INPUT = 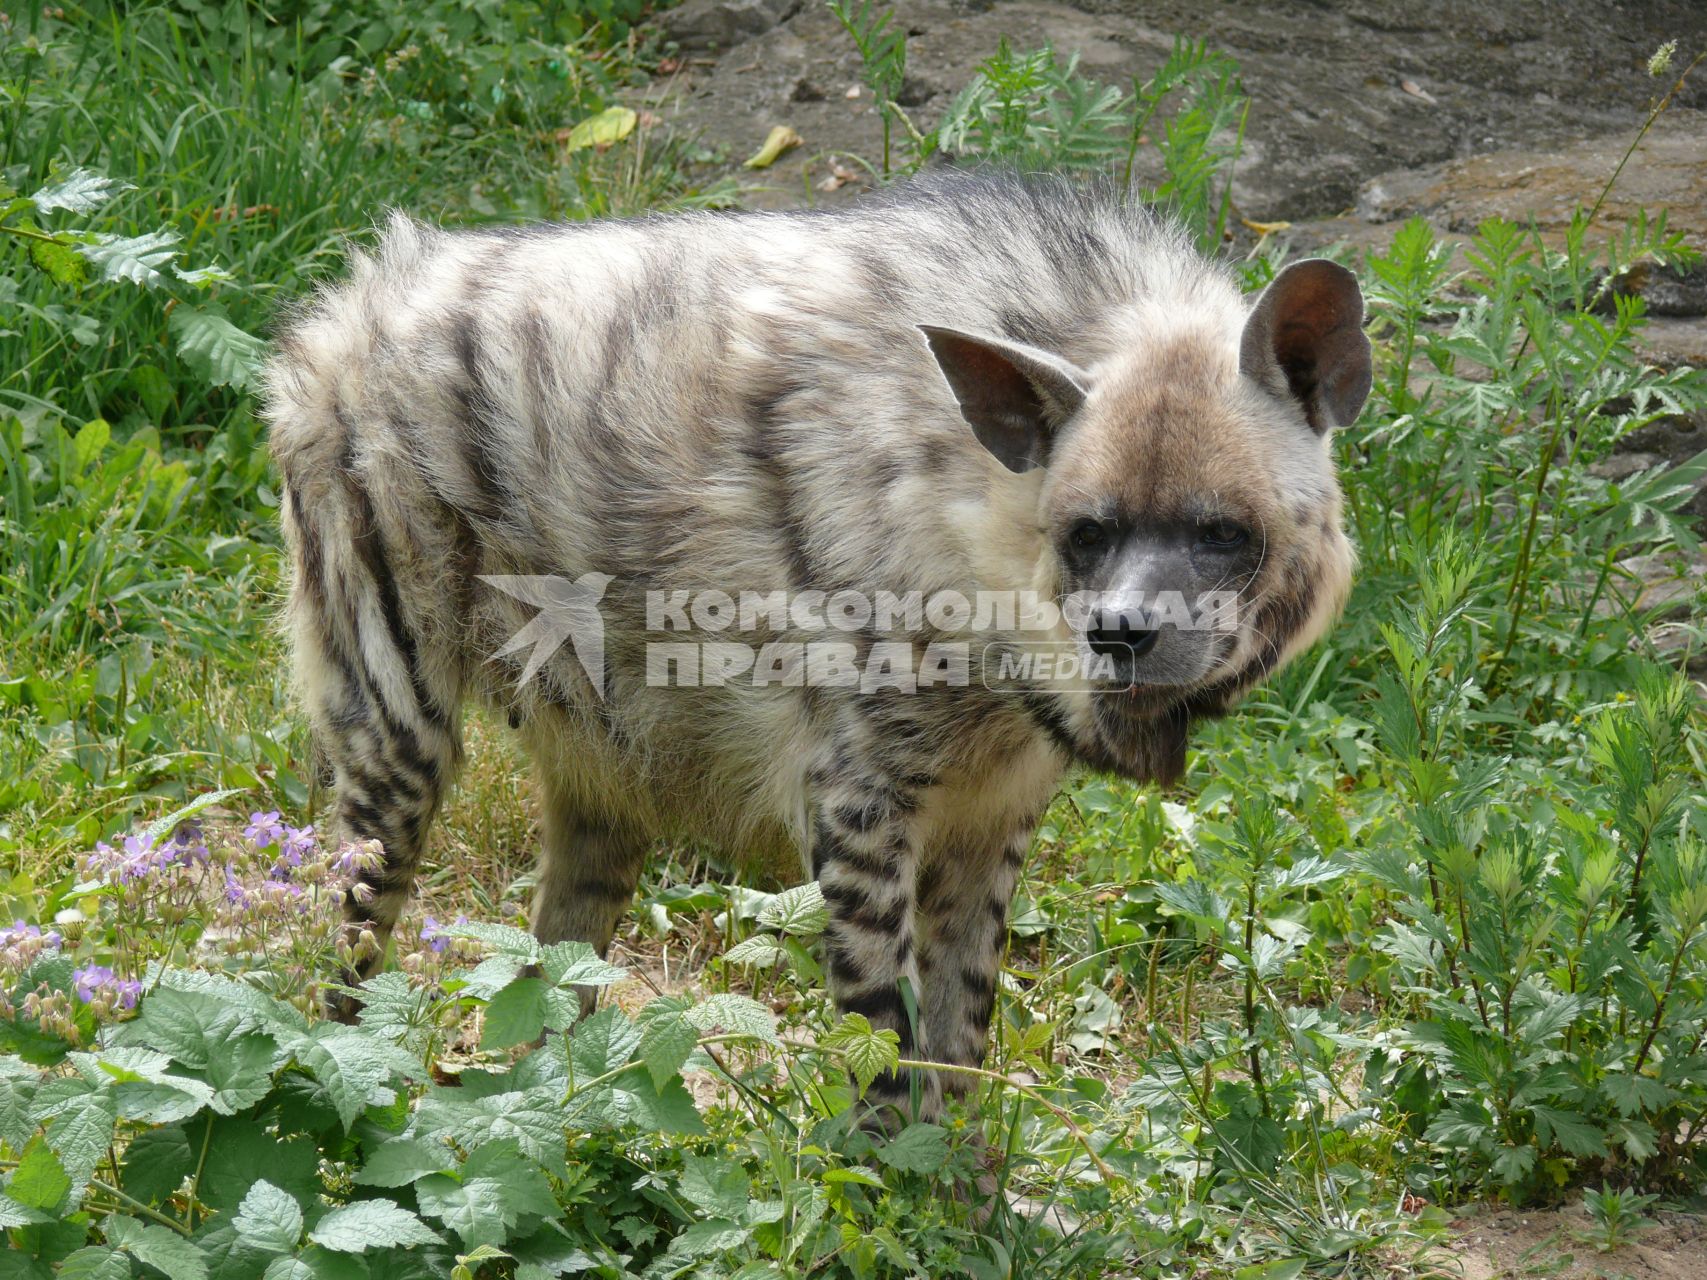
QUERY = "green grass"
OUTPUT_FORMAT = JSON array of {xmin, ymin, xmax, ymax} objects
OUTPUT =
[{"xmin": 1, "ymin": 4, "xmax": 1705, "ymax": 1277}]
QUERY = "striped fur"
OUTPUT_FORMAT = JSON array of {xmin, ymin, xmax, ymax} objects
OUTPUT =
[{"xmin": 263, "ymin": 172, "xmax": 1366, "ymax": 1121}]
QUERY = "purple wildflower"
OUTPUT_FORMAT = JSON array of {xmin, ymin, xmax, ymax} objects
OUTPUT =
[
  {"xmin": 113, "ymin": 979, "xmax": 143, "ymax": 1011},
  {"xmin": 244, "ymin": 811, "xmax": 287, "ymax": 849},
  {"xmin": 72, "ymin": 964, "xmax": 116, "ymax": 1003},
  {"xmin": 420, "ymin": 914, "xmax": 467, "ymax": 954},
  {"xmin": 279, "ymin": 823, "xmax": 316, "ymax": 867}
]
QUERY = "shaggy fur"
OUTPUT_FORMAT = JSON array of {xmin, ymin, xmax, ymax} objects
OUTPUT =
[{"xmin": 264, "ymin": 171, "xmax": 1368, "ymax": 1119}]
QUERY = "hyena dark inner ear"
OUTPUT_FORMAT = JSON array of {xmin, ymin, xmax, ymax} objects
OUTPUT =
[
  {"xmin": 1239, "ymin": 259, "xmax": 1372, "ymax": 435},
  {"xmin": 919, "ymin": 325, "xmax": 1089, "ymax": 473}
]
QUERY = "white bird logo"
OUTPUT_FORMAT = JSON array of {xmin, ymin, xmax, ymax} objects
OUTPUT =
[{"xmin": 479, "ymin": 573, "xmax": 614, "ymax": 698}]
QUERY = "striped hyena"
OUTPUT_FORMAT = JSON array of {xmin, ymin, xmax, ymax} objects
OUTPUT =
[{"xmin": 264, "ymin": 172, "xmax": 1369, "ymax": 1122}]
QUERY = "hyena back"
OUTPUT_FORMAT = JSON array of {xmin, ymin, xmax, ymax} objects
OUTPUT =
[{"xmin": 264, "ymin": 172, "xmax": 1369, "ymax": 1120}]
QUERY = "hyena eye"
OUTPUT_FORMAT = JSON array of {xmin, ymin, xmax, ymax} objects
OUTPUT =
[
  {"xmin": 1068, "ymin": 519, "xmax": 1107, "ymax": 552},
  {"xmin": 1200, "ymin": 521, "xmax": 1250, "ymax": 550}
]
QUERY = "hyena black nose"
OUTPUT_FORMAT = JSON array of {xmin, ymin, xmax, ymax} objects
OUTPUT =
[{"xmin": 1087, "ymin": 614, "xmax": 1160, "ymax": 662}]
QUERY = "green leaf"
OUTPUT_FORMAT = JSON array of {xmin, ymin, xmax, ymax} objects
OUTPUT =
[
  {"xmin": 286, "ymin": 1026, "xmax": 418, "ymax": 1130},
  {"xmin": 0, "ymin": 1073, "xmax": 38, "ymax": 1150},
  {"xmin": 416, "ymin": 1175, "xmax": 516, "ymax": 1250},
  {"xmin": 262, "ymin": 1259, "xmax": 315, "ymax": 1280},
  {"xmin": 1531, "ymin": 1105, "xmax": 1607, "ymax": 1159},
  {"xmin": 105, "ymin": 1214, "xmax": 210, "ymax": 1280},
  {"xmin": 873, "ymin": 1124, "xmax": 947, "ymax": 1175},
  {"xmin": 460, "ymin": 1142, "xmax": 556, "ymax": 1221},
  {"xmin": 757, "ymin": 883, "xmax": 828, "ymax": 935},
  {"xmin": 637, "ymin": 1002, "xmax": 698, "ymax": 1089},
  {"xmin": 233, "ymin": 1180, "xmax": 305, "ymax": 1255},
  {"xmin": 721, "ymin": 936, "xmax": 787, "ymax": 968},
  {"xmin": 1601, "ymin": 1072, "xmax": 1675, "ymax": 1117},
  {"xmin": 170, "ymin": 306, "xmax": 266, "ymax": 391},
  {"xmin": 7, "ymin": 1141, "xmax": 71, "ymax": 1213},
  {"xmin": 413, "ymin": 1089, "xmax": 569, "ymax": 1176},
  {"xmin": 44, "ymin": 1089, "xmax": 116, "ymax": 1195},
  {"xmin": 480, "ymin": 978, "xmax": 553, "ymax": 1051},
  {"xmin": 567, "ymin": 1007, "xmax": 640, "ymax": 1080},
  {"xmin": 121, "ymin": 1124, "xmax": 196, "ymax": 1205},
  {"xmin": 55, "ymin": 1247, "xmax": 129, "ymax": 1280},
  {"xmin": 351, "ymin": 973, "xmax": 437, "ymax": 1057},
  {"xmin": 679, "ymin": 1155, "xmax": 749, "ymax": 1219},
  {"xmin": 0, "ymin": 1192, "xmax": 48, "ymax": 1228},
  {"xmin": 355, "ymin": 1138, "xmax": 452, "ymax": 1189},
  {"xmin": 1233, "ymin": 1261, "xmax": 1306, "ymax": 1280},
  {"xmin": 30, "ymin": 169, "xmax": 130, "ymax": 214},
  {"xmin": 308, "ymin": 1200, "xmax": 443, "ymax": 1253},
  {"xmin": 28, "ymin": 236, "xmax": 86, "ymax": 286},
  {"xmin": 538, "ymin": 941, "xmax": 626, "ymax": 989},
  {"xmin": 78, "ymin": 230, "xmax": 181, "ymax": 287},
  {"xmin": 198, "ymin": 1115, "xmax": 321, "ymax": 1214},
  {"xmin": 822, "ymin": 1014, "xmax": 900, "ymax": 1097},
  {"xmin": 684, "ymin": 994, "xmax": 776, "ymax": 1043}
]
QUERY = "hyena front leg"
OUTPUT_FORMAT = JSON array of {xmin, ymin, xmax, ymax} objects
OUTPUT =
[
  {"xmin": 810, "ymin": 750, "xmax": 938, "ymax": 1127},
  {"xmin": 528, "ymin": 763, "xmax": 647, "ymax": 1018},
  {"xmin": 917, "ymin": 822, "xmax": 1032, "ymax": 1103}
]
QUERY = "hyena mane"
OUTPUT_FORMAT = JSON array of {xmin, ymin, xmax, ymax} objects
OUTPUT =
[{"xmin": 264, "ymin": 169, "xmax": 1368, "ymax": 1119}]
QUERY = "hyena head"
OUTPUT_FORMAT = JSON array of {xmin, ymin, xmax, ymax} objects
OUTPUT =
[{"xmin": 924, "ymin": 259, "xmax": 1371, "ymax": 785}]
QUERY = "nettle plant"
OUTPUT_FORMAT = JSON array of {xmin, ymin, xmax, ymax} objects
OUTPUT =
[
  {"xmin": 1, "ymin": 167, "xmax": 266, "ymax": 403},
  {"xmin": 5, "ymin": 799, "xmax": 1089, "ymax": 1278}
]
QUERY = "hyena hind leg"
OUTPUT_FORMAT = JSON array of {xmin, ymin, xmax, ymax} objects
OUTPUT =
[
  {"xmin": 527, "ymin": 763, "xmax": 648, "ymax": 1018},
  {"xmin": 916, "ymin": 822, "xmax": 1031, "ymax": 1103}
]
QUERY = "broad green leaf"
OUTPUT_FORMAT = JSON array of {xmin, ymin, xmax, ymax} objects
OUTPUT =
[
  {"xmin": 0, "ymin": 1074, "xmax": 37, "ymax": 1149},
  {"xmin": 286, "ymin": 1026, "xmax": 419, "ymax": 1130},
  {"xmin": 539, "ymin": 941, "xmax": 627, "ymax": 989},
  {"xmin": 170, "ymin": 306, "xmax": 266, "ymax": 391},
  {"xmin": 1531, "ymin": 1105, "xmax": 1607, "ymax": 1158},
  {"xmin": 31, "ymin": 169, "xmax": 131, "ymax": 214},
  {"xmin": 308, "ymin": 1199, "xmax": 443, "ymax": 1253},
  {"xmin": 105, "ymin": 1214, "xmax": 210, "ymax": 1280},
  {"xmin": 873, "ymin": 1124, "xmax": 947, "ymax": 1175},
  {"xmin": 7, "ymin": 1141, "xmax": 71, "ymax": 1213},
  {"xmin": 0, "ymin": 1192, "xmax": 47, "ymax": 1227},
  {"xmin": 721, "ymin": 936, "xmax": 787, "ymax": 968},
  {"xmin": 412, "ymin": 1089, "xmax": 568, "ymax": 1175},
  {"xmin": 678, "ymin": 1154, "xmax": 749, "ymax": 1219},
  {"xmin": 120, "ymin": 1124, "xmax": 195, "ymax": 1205},
  {"xmin": 567, "ymin": 1006, "xmax": 640, "ymax": 1081},
  {"xmin": 44, "ymin": 1089, "xmax": 116, "ymax": 1195},
  {"xmin": 415, "ymin": 1174, "xmax": 516, "ymax": 1250},
  {"xmin": 757, "ymin": 883, "xmax": 828, "ymax": 935},
  {"xmin": 822, "ymin": 1014, "xmax": 900, "ymax": 1097},
  {"xmin": 78, "ymin": 230, "xmax": 181, "ymax": 287},
  {"xmin": 561, "ymin": 107, "xmax": 636, "ymax": 153},
  {"xmin": 685, "ymin": 994, "xmax": 776, "ymax": 1043},
  {"xmin": 664, "ymin": 1219, "xmax": 752, "ymax": 1261},
  {"xmin": 461, "ymin": 1142, "xmax": 556, "ymax": 1221},
  {"xmin": 1233, "ymin": 1261, "xmax": 1306, "ymax": 1280},
  {"xmin": 480, "ymin": 978, "xmax": 553, "ymax": 1050},
  {"xmin": 199, "ymin": 1116, "xmax": 321, "ymax": 1214},
  {"xmin": 55, "ymin": 1247, "xmax": 129, "ymax": 1280},
  {"xmin": 636, "ymin": 1002, "xmax": 698, "ymax": 1089},
  {"xmin": 356, "ymin": 1138, "xmax": 453, "ymax": 1188},
  {"xmin": 233, "ymin": 1180, "xmax": 305, "ymax": 1255},
  {"xmin": 28, "ymin": 236, "xmax": 86, "ymax": 286}
]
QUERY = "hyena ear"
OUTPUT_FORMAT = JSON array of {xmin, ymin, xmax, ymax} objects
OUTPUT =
[
  {"xmin": 919, "ymin": 325, "xmax": 1090, "ymax": 473},
  {"xmin": 1239, "ymin": 259, "xmax": 1372, "ymax": 435}
]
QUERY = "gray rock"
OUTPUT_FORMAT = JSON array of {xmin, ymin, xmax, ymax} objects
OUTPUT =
[{"xmin": 661, "ymin": 0, "xmax": 803, "ymax": 53}]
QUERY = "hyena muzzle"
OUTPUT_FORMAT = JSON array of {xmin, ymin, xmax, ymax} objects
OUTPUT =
[{"xmin": 263, "ymin": 172, "xmax": 1369, "ymax": 1124}]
